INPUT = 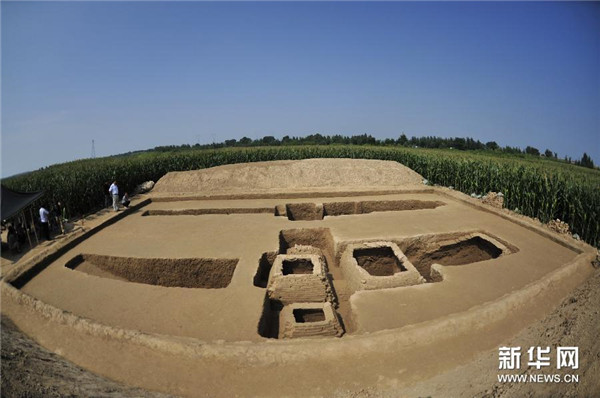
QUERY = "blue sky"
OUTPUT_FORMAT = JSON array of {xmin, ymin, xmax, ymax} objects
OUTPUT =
[{"xmin": 2, "ymin": 1, "xmax": 599, "ymax": 177}]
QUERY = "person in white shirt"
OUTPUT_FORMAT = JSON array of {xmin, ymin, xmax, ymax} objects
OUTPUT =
[
  {"xmin": 108, "ymin": 181, "xmax": 119, "ymax": 211},
  {"xmin": 39, "ymin": 206, "xmax": 51, "ymax": 240}
]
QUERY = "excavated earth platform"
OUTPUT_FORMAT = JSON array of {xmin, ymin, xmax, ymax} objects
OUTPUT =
[{"xmin": 1, "ymin": 159, "xmax": 597, "ymax": 398}]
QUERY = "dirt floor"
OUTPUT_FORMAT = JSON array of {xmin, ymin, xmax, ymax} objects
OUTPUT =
[
  {"xmin": 2, "ymin": 268, "xmax": 598, "ymax": 397},
  {"xmin": 14, "ymin": 191, "xmax": 579, "ymax": 341},
  {"xmin": 2, "ymin": 159, "xmax": 598, "ymax": 397}
]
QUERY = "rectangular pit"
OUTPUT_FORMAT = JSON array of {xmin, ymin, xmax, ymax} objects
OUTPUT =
[
  {"xmin": 282, "ymin": 259, "xmax": 314, "ymax": 275},
  {"xmin": 267, "ymin": 254, "xmax": 333, "ymax": 305},
  {"xmin": 284, "ymin": 200, "xmax": 445, "ymax": 220},
  {"xmin": 142, "ymin": 208, "xmax": 274, "ymax": 216},
  {"xmin": 278, "ymin": 228, "xmax": 356, "ymax": 333},
  {"xmin": 65, "ymin": 254, "xmax": 238, "ymax": 289},
  {"xmin": 285, "ymin": 203, "xmax": 324, "ymax": 221},
  {"xmin": 426, "ymin": 236, "xmax": 503, "ymax": 266},
  {"xmin": 293, "ymin": 308, "xmax": 326, "ymax": 323},
  {"xmin": 280, "ymin": 302, "xmax": 344, "ymax": 338},
  {"xmin": 398, "ymin": 232, "xmax": 513, "ymax": 282},
  {"xmin": 340, "ymin": 241, "xmax": 425, "ymax": 292},
  {"xmin": 353, "ymin": 247, "xmax": 407, "ymax": 276}
]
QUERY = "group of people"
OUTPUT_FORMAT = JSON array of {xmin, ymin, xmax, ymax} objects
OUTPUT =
[
  {"xmin": 38, "ymin": 201, "xmax": 67, "ymax": 241},
  {"xmin": 106, "ymin": 181, "xmax": 130, "ymax": 211},
  {"xmin": 5, "ymin": 181, "xmax": 133, "ymax": 255},
  {"xmin": 6, "ymin": 222, "xmax": 27, "ymax": 253},
  {"xmin": 5, "ymin": 180, "xmax": 136, "ymax": 255},
  {"xmin": 5, "ymin": 201, "xmax": 64, "ymax": 254}
]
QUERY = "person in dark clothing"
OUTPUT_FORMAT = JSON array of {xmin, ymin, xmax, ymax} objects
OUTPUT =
[
  {"xmin": 7, "ymin": 225, "xmax": 21, "ymax": 253},
  {"xmin": 103, "ymin": 181, "xmax": 111, "ymax": 208},
  {"xmin": 121, "ymin": 193, "xmax": 131, "ymax": 208}
]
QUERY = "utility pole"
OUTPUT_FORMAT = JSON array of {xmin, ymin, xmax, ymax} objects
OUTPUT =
[{"xmin": 91, "ymin": 139, "xmax": 96, "ymax": 158}]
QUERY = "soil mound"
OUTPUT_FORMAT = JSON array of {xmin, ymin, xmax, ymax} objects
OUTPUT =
[{"xmin": 153, "ymin": 158, "xmax": 424, "ymax": 194}]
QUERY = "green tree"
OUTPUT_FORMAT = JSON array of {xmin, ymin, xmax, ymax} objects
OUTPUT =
[{"xmin": 525, "ymin": 146, "xmax": 540, "ymax": 156}]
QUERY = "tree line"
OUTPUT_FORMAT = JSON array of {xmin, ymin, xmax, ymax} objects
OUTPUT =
[{"xmin": 151, "ymin": 133, "xmax": 595, "ymax": 169}]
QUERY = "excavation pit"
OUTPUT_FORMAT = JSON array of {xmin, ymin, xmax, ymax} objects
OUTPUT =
[
  {"xmin": 340, "ymin": 241, "xmax": 425, "ymax": 292},
  {"xmin": 399, "ymin": 232, "xmax": 513, "ymax": 281},
  {"xmin": 285, "ymin": 203, "xmax": 323, "ymax": 221},
  {"xmin": 267, "ymin": 254, "xmax": 333, "ymax": 305},
  {"xmin": 293, "ymin": 308, "xmax": 325, "ymax": 323},
  {"xmin": 65, "ymin": 254, "xmax": 238, "ymax": 289},
  {"xmin": 353, "ymin": 246, "xmax": 407, "ymax": 276},
  {"xmin": 143, "ymin": 208, "xmax": 274, "ymax": 216},
  {"xmin": 284, "ymin": 199, "xmax": 445, "ymax": 220},
  {"xmin": 427, "ymin": 236, "xmax": 503, "ymax": 265},
  {"xmin": 282, "ymin": 259, "xmax": 314, "ymax": 275},
  {"xmin": 279, "ymin": 228, "xmax": 336, "ymax": 268},
  {"xmin": 4, "ymin": 158, "xmax": 593, "ymax": 398},
  {"xmin": 253, "ymin": 251, "xmax": 278, "ymax": 288},
  {"xmin": 280, "ymin": 302, "xmax": 344, "ymax": 339}
]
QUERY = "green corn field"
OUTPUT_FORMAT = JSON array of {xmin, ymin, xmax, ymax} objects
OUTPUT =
[{"xmin": 2, "ymin": 145, "xmax": 599, "ymax": 247}]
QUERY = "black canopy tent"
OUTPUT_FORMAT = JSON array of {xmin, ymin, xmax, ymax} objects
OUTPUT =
[
  {"xmin": 1, "ymin": 185, "xmax": 44, "ymax": 220},
  {"xmin": 1, "ymin": 184, "xmax": 44, "ymax": 248}
]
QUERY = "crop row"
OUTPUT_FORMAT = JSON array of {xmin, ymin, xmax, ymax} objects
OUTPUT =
[{"xmin": 3, "ymin": 146, "xmax": 599, "ymax": 247}]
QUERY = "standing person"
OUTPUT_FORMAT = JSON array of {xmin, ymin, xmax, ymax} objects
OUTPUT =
[
  {"xmin": 103, "ymin": 181, "xmax": 111, "ymax": 208},
  {"xmin": 121, "ymin": 192, "xmax": 131, "ymax": 208},
  {"xmin": 39, "ymin": 205, "xmax": 51, "ymax": 240},
  {"xmin": 7, "ymin": 225, "xmax": 21, "ymax": 253},
  {"xmin": 54, "ymin": 201, "xmax": 66, "ymax": 234},
  {"xmin": 109, "ymin": 181, "xmax": 119, "ymax": 211}
]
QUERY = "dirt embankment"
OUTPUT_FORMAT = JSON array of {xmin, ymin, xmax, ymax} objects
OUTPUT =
[
  {"xmin": 0, "ymin": 316, "xmax": 173, "ymax": 398},
  {"xmin": 153, "ymin": 158, "xmax": 424, "ymax": 194},
  {"xmin": 393, "ymin": 266, "xmax": 600, "ymax": 398}
]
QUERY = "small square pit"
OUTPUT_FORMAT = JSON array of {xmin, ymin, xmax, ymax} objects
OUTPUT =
[
  {"xmin": 341, "ymin": 241, "xmax": 425, "ymax": 292},
  {"xmin": 280, "ymin": 302, "xmax": 344, "ymax": 339},
  {"xmin": 267, "ymin": 254, "xmax": 333, "ymax": 305}
]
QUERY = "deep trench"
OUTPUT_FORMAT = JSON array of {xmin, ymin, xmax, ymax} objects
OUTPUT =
[
  {"xmin": 65, "ymin": 254, "xmax": 238, "ymax": 289},
  {"xmin": 285, "ymin": 199, "xmax": 445, "ymax": 221},
  {"xmin": 257, "ymin": 228, "xmax": 351, "ymax": 339},
  {"xmin": 401, "ymin": 235, "xmax": 504, "ymax": 282}
]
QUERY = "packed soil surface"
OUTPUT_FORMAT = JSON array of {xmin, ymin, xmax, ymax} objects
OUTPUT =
[
  {"xmin": 153, "ymin": 158, "xmax": 424, "ymax": 194},
  {"xmin": 3, "ymin": 268, "xmax": 599, "ymax": 397},
  {"xmin": 2, "ymin": 159, "xmax": 598, "ymax": 397}
]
